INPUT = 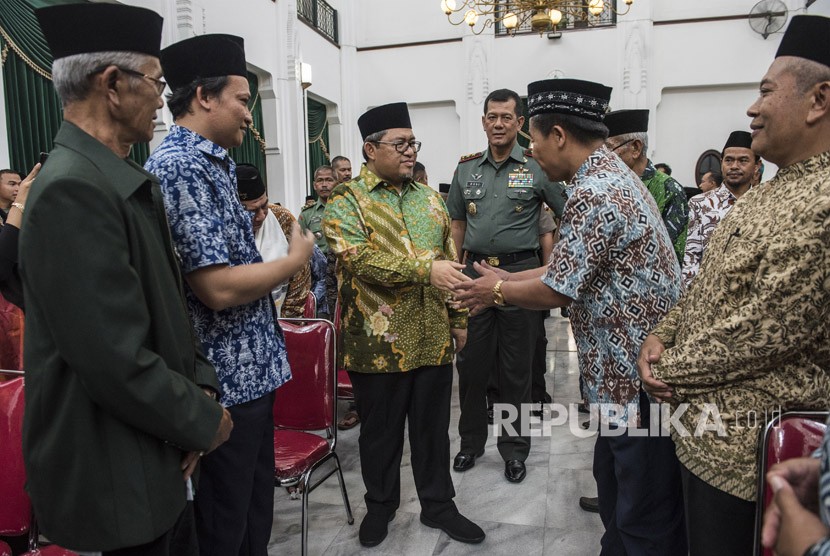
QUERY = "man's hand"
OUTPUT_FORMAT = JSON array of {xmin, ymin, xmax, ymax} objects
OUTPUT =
[
  {"xmin": 762, "ymin": 457, "xmax": 822, "ymax": 547},
  {"xmin": 454, "ymin": 264, "xmax": 501, "ymax": 316},
  {"xmin": 430, "ymin": 260, "xmax": 470, "ymax": 292},
  {"xmin": 636, "ymin": 334, "xmax": 673, "ymax": 401},
  {"xmin": 181, "ymin": 451, "xmax": 201, "ymax": 481},
  {"xmin": 207, "ymin": 407, "xmax": 233, "ymax": 453},
  {"xmin": 450, "ymin": 328, "xmax": 467, "ymax": 353},
  {"xmin": 288, "ymin": 222, "xmax": 316, "ymax": 262},
  {"xmin": 762, "ymin": 475, "xmax": 829, "ymax": 555},
  {"xmin": 475, "ymin": 260, "xmax": 511, "ymax": 281}
]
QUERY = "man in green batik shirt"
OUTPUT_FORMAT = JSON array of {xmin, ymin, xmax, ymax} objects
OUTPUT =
[
  {"xmin": 322, "ymin": 102, "xmax": 485, "ymax": 549},
  {"xmin": 604, "ymin": 109, "xmax": 688, "ymax": 265}
]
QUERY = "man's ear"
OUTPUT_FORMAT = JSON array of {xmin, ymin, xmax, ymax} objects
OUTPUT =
[
  {"xmin": 806, "ymin": 80, "xmax": 830, "ymax": 125},
  {"xmin": 632, "ymin": 139, "xmax": 645, "ymax": 159},
  {"xmin": 195, "ymin": 85, "xmax": 213, "ymax": 111},
  {"xmin": 100, "ymin": 66, "xmax": 123, "ymax": 106},
  {"xmin": 363, "ymin": 142, "xmax": 376, "ymax": 163},
  {"xmin": 552, "ymin": 125, "xmax": 567, "ymax": 147}
]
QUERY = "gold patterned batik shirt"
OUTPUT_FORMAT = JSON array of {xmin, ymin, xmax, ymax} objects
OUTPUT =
[
  {"xmin": 322, "ymin": 165, "xmax": 467, "ymax": 374},
  {"xmin": 651, "ymin": 151, "xmax": 830, "ymax": 501}
]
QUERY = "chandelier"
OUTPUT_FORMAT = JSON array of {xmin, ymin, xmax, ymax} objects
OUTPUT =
[{"xmin": 440, "ymin": 0, "xmax": 634, "ymax": 35}]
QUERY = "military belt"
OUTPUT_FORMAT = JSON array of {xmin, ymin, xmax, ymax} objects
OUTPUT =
[{"xmin": 466, "ymin": 250, "xmax": 537, "ymax": 267}]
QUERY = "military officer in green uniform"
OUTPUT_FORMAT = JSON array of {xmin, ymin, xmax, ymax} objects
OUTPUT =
[
  {"xmin": 21, "ymin": 4, "xmax": 232, "ymax": 554},
  {"xmin": 447, "ymin": 88, "xmax": 565, "ymax": 484},
  {"xmin": 299, "ymin": 165, "xmax": 337, "ymax": 252}
]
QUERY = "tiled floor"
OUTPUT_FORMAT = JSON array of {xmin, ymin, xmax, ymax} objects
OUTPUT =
[{"xmin": 269, "ymin": 314, "xmax": 605, "ymax": 555}]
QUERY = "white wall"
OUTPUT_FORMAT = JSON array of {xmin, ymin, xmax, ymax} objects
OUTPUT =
[{"xmin": 3, "ymin": 0, "xmax": 829, "ymax": 202}]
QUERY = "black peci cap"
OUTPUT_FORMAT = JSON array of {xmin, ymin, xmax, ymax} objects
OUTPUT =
[
  {"xmin": 604, "ymin": 109, "xmax": 649, "ymax": 137},
  {"xmin": 37, "ymin": 4, "xmax": 163, "ymax": 61},
  {"xmin": 236, "ymin": 163, "xmax": 265, "ymax": 201},
  {"xmin": 722, "ymin": 131, "xmax": 753, "ymax": 152},
  {"xmin": 776, "ymin": 15, "xmax": 830, "ymax": 69},
  {"xmin": 358, "ymin": 102, "xmax": 412, "ymax": 140},
  {"xmin": 161, "ymin": 34, "xmax": 247, "ymax": 90},
  {"xmin": 526, "ymin": 79, "xmax": 612, "ymax": 122}
]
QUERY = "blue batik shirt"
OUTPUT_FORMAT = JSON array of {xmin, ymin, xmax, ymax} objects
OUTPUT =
[
  {"xmin": 542, "ymin": 145, "xmax": 681, "ymax": 425},
  {"xmin": 145, "ymin": 125, "xmax": 291, "ymax": 407}
]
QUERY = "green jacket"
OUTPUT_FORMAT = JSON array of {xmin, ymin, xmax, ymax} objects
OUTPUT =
[{"xmin": 19, "ymin": 122, "xmax": 223, "ymax": 551}]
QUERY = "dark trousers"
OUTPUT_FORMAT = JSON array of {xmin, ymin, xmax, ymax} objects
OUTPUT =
[
  {"xmin": 593, "ymin": 394, "xmax": 686, "ymax": 556},
  {"xmin": 531, "ymin": 311, "xmax": 551, "ymax": 404},
  {"xmin": 195, "ymin": 392, "xmax": 275, "ymax": 556},
  {"xmin": 349, "ymin": 365, "xmax": 456, "ymax": 519},
  {"xmin": 103, "ymin": 503, "xmax": 198, "ymax": 556},
  {"xmin": 457, "ymin": 301, "xmax": 537, "ymax": 461},
  {"xmin": 681, "ymin": 464, "xmax": 756, "ymax": 556}
]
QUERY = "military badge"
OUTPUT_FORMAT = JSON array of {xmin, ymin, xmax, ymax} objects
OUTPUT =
[{"xmin": 467, "ymin": 202, "xmax": 477, "ymax": 215}]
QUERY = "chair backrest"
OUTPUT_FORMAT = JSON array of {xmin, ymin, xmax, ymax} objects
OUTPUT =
[
  {"xmin": 0, "ymin": 377, "xmax": 31, "ymax": 535},
  {"xmin": 302, "ymin": 292, "xmax": 317, "ymax": 319},
  {"xmin": 754, "ymin": 410, "xmax": 828, "ymax": 556},
  {"xmin": 274, "ymin": 318, "xmax": 336, "ymax": 432}
]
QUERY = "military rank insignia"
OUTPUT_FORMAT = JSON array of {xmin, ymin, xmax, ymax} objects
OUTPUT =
[{"xmin": 508, "ymin": 168, "xmax": 533, "ymax": 188}]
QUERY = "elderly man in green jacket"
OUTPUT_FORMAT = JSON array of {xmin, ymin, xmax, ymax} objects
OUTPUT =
[{"xmin": 19, "ymin": 5, "xmax": 232, "ymax": 555}]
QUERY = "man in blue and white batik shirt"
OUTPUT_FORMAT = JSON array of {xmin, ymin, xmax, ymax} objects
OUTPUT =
[{"xmin": 145, "ymin": 34, "xmax": 314, "ymax": 556}]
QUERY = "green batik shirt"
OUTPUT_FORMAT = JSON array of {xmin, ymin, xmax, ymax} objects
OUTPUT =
[
  {"xmin": 322, "ymin": 165, "xmax": 467, "ymax": 374},
  {"xmin": 641, "ymin": 160, "xmax": 688, "ymax": 265}
]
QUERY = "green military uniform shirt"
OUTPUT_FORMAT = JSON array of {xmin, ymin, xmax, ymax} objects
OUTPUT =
[
  {"xmin": 298, "ymin": 199, "xmax": 329, "ymax": 252},
  {"xmin": 446, "ymin": 142, "xmax": 566, "ymax": 255}
]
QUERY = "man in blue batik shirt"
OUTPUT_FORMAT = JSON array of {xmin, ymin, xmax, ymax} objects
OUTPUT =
[{"xmin": 145, "ymin": 34, "xmax": 314, "ymax": 556}]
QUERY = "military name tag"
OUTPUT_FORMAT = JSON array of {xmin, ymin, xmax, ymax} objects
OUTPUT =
[
  {"xmin": 466, "ymin": 181, "xmax": 483, "ymax": 190},
  {"xmin": 508, "ymin": 171, "xmax": 533, "ymax": 188}
]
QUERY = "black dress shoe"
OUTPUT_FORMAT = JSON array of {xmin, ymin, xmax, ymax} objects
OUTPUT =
[
  {"xmin": 421, "ymin": 512, "xmax": 485, "ymax": 544},
  {"xmin": 504, "ymin": 459, "xmax": 526, "ymax": 483},
  {"xmin": 453, "ymin": 449, "xmax": 484, "ymax": 472},
  {"xmin": 579, "ymin": 496, "xmax": 600, "ymax": 513},
  {"xmin": 359, "ymin": 511, "xmax": 396, "ymax": 547}
]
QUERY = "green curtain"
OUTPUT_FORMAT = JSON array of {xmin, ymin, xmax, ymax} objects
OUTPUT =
[
  {"xmin": 307, "ymin": 97, "xmax": 329, "ymax": 193},
  {"xmin": 0, "ymin": 0, "xmax": 149, "ymax": 173},
  {"xmin": 229, "ymin": 71, "xmax": 266, "ymax": 182}
]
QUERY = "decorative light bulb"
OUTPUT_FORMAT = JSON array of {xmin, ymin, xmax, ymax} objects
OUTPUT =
[
  {"xmin": 549, "ymin": 8, "xmax": 563, "ymax": 25},
  {"xmin": 464, "ymin": 9, "xmax": 479, "ymax": 26},
  {"xmin": 503, "ymin": 12, "xmax": 519, "ymax": 29},
  {"xmin": 625, "ymin": 0, "xmax": 633, "ymax": 4},
  {"xmin": 441, "ymin": 0, "xmax": 457, "ymax": 14},
  {"xmin": 588, "ymin": 0, "xmax": 604, "ymax": 15}
]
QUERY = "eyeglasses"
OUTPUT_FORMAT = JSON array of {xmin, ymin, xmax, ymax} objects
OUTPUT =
[
  {"xmin": 117, "ymin": 67, "xmax": 167, "ymax": 95},
  {"xmin": 608, "ymin": 138, "xmax": 635, "ymax": 152},
  {"xmin": 372, "ymin": 140, "xmax": 422, "ymax": 153},
  {"xmin": 89, "ymin": 64, "xmax": 167, "ymax": 95}
]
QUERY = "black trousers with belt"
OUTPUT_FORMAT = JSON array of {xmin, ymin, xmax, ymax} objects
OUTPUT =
[
  {"xmin": 349, "ymin": 364, "xmax": 457, "ymax": 520},
  {"xmin": 456, "ymin": 255, "xmax": 539, "ymax": 462}
]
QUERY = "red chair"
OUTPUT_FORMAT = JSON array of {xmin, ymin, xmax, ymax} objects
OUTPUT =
[
  {"xmin": 754, "ymin": 410, "xmax": 828, "ymax": 556},
  {"xmin": 274, "ymin": 318, "xmax": 353, "ymax": 556},
  {"xmin": 302, "ymin": 291, "xmax": 317, "ymax": 319},
  {"xmin": 0, "ymin": 378, "xmax": 78, "ymax": 556},
  {"xmin": 0, "ymin": 540, "xmax": 12, "ymax": 556}
]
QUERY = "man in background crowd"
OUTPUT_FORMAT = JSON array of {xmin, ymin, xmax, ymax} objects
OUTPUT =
[
  {"xmin": 604, "ymin": 109, "xmax": 688, "ymax": 265},
  {"xmin": 682, "ymin": 131, "xmax": 759, "ymax": 289}
]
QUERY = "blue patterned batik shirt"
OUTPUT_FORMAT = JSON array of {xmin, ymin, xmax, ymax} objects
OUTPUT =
[
  {"xmin": 145, "ymin": 125, "xmax": 290, "ymax": 407},
  {"xmin": 542, "ymin": 145, "xmax": 681, "ymax": 425}
]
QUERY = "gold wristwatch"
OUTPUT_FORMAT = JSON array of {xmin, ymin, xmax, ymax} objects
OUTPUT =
[{"xmin": 492, "ymin": 279, "xmax": 506, "ymax": 306}]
